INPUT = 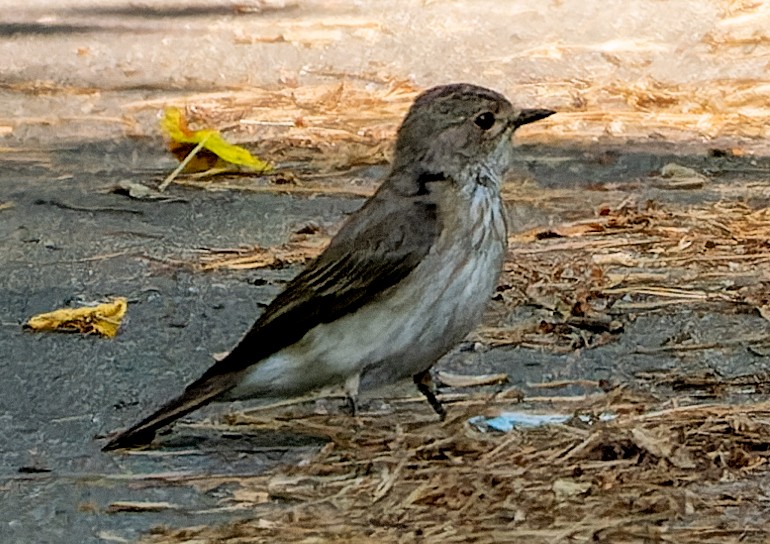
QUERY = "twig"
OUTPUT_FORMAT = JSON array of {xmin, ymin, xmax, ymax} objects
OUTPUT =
[
  {"xmin": 33, "ymin": 198, "xmax": 142, "ymax": 215},
  {"xmin": 159, "ymin": 134, "xmax": 211, "ymax": 191}
]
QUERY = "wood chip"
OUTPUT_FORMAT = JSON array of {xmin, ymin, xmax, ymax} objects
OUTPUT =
[{"xmin": 436, "ymin": 372, "xmax": 509, "ymax": 388}]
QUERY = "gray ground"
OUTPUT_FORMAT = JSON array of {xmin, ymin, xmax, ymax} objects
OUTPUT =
[{"xmin": 3, "ymin": 1, "xmax": 770, "ymax": 543}]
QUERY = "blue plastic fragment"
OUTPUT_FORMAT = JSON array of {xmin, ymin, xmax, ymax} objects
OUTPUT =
[{"xmin": 469, "ymin": 411, "xmax": 615, "ymax": 433}]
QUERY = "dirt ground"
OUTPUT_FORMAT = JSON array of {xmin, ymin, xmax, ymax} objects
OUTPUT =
[{"xmin": 3, "ymin": 1, "xmax": 770, "ymax": 543}]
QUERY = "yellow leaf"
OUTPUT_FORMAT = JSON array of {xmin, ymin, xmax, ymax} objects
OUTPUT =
[
  {"xmin": 25, "ymin": 298, "xmax": 128, "ymax": 338},
  {"xmin": 160, "ymin": 107, "xmax": 272, "ymax": 173}
]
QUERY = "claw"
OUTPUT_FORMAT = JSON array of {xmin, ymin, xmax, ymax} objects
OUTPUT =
[{"xmin": 413, "ymin": 368, "xmax": 446, "ymax": 420}]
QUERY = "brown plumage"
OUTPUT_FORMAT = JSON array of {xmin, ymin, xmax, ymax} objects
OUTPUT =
[{"xmin": 102, "ymin": 83, "xmax": 554, "ymax": 450}]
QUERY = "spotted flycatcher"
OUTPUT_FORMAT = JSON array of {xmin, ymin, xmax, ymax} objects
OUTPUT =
[{"xmin": 103, "ymin": 83, "xmax": 554, "ymax": 450}]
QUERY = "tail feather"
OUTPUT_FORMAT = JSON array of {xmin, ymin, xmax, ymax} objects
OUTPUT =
[{"xmin": 102, "ymin": 377, "xmax": 234, "ymax": 451}]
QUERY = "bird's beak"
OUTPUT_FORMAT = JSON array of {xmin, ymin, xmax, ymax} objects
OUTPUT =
[{"xmin": 512, "ymin": 108, "xmax": 556, "ymax": 129}]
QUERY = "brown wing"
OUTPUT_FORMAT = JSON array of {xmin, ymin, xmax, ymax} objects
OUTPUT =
[
  {"xmin": 102, "ymin": 186, "xmax": 441, "ymax": 450},
  {"xmin": 208, "ymin": 188, "xmax": 441, "ymax": 377}
]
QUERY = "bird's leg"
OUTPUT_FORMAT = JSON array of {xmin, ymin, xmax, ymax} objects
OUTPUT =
[
  {"xmin": 345, "ymin": 395, "xmax": 359, "ymax": 417},
  {"xmin": 343, "ymin": 373, "xmax": 361, "ymax": 416},
  {"xmin": 413, "ymin": 368, "xmax": 446, "ymax": 420}
]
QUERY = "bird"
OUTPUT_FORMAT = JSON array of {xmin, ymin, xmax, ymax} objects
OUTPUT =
[{"xmin": 102, "ymin": 83, "xmax": 554, "ymax": 450}]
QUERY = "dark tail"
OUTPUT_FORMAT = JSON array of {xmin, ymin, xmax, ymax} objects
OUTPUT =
[{"xmin": 102, "ymin": 377, "xmax": 234, "ymax": 451}]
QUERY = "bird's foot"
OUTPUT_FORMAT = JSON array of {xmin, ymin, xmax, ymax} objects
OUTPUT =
[
  {"xmin": 343, "ymin": 373, "xmax": 361, "ymax": 417},
  {"xmin": 344, "ymin": 394, "xmax": 359, "ymax": 417},
  {"xmin": 413, "ymin": 368, "xmax": 446, "ymax": 420}
]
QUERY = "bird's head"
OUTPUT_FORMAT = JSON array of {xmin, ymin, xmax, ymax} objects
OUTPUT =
[{"xmin": 390, "ymin": 83, "xmax": 554, "ymax": 193}]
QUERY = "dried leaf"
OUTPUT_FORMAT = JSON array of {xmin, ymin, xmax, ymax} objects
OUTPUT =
[
  {"xmin": 25, "ymin": 297, "xmax": 127, "ymax": 338},
  {"xmin": 160, "ymin": 107, "xmax": 272, "ymax": 173}
]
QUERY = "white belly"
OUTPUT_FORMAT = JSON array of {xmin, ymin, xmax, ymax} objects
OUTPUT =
[{"xmin": 229, "ymin": 185, "xmax": 507, "ymax": 399}]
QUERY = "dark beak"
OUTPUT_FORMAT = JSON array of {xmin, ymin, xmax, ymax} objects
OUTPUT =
[{"xmin": 513, "ymin": 108, "xmax": 556, "ymax": 128}]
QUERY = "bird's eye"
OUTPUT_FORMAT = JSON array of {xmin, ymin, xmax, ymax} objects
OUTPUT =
[{"xmin": 474, "ymin": 112, "xmax": 496, "ymax": 130}]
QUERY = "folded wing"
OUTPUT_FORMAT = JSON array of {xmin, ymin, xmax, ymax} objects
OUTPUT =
[{"xmin": 102, "ymin": 187, "xmax": 441, "ymax": 450}]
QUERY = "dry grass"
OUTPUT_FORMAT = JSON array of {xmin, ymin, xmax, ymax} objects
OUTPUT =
[
  {"xmin": 485, "ymin": 199, "xmax": 770, "ymax": 350},
  {"xmin": 129, "ymin": 74, "xmax": 770, "ymax": 179},
  {"xmin": 141, "ymin": 390, "xmax": 770, "ymax": 544}
]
